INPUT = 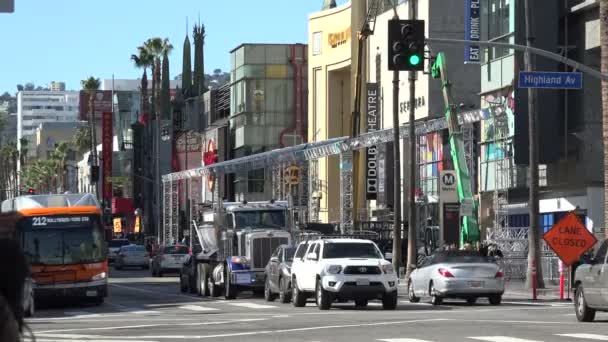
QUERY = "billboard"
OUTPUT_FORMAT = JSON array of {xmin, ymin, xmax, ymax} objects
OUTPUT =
[
  {"xmin": 102, "ymin": 112, "xmax": 113, "ymax": 203},
  {"xmin": 365, "ymin": 83, "xmax": 379, "ymax": 200},
  {"xmin": 79, "ymin": 91, "xmax": 113, "ymax": 121}
]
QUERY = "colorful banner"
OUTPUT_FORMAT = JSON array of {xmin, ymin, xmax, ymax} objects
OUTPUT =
[
  {"xmin": 365, "ymin": 83, "xmax": 379, "ymax": 200},
  {"xmin": 464, "ymin": 0, "xmax": 481, "ymax": 64},
  {"xmin": 102, "ymin": 111, "xmax": 113, "ymax": 203}
]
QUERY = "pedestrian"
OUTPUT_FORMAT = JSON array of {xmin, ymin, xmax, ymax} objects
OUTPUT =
[{"xmin": 0, "ymin": 238, "xmax": 33, "ymax": 341}]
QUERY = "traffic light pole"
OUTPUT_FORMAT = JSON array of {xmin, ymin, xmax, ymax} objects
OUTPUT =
[
  {"xmin": 405, "ymin": 0, "xmax": 418, "ymax": 279},
  {"xmin": 392, "ymin": 63, "xmax": 402, "ymax": 273}
]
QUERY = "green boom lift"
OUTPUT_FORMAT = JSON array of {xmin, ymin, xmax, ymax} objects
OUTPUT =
[{"xmin": 431, "ymin": 52, "xmax": 480, "ymax": 247}]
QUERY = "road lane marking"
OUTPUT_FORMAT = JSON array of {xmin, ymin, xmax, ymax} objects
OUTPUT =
[
  {"xmin": 110, "ymin": 318, "xmax": 451, "ymax": 339},
  {"xmin": 35, "ymin": 338, "xmax": 158, "ymax": 342},
  {"xmin": 378, "ymin": 339, "xmax": 433, "ymax": 342},
  {"xmin": 36, "ymin": 318, "xmax": 266, "ymax": 334},
  {"xmin": 469, "ymin": 337, "xmax": 542, "ymax": 342},
  {"xmin": 131, "ymin": 310, "xmax": 161, "ymax": 315},
  {"xmin": 556, "ymin": 334, "xmax": 608, "ymax": 340},
  {"xmin": 178, "ymin": 304, "xmax": 219, "ymax": 312},
  {"xmin": 226, "ymin": 302, "xmax": 278, "ymax": 309}
]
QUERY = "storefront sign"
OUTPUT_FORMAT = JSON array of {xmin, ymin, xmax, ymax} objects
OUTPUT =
[
  {"xmin": 366, "ymin": 83, "xmax": 379, "ymax": 200},
  {"xmin": 328, "ymin": 26, "xmax": 350, "ymax": 48},
  {"xmin": 102, "ymin": 112, "xmax": 113, "ymax": 203},
  {"xmin": 113, "ymin": 218, "xmax": 122, "ymax": 233},
  {"xmin": 465, "ymin": 0, "xmax": 481, "ymax": 63},
  {"xmin": 399, "ymin": 96, "xmax": 426, "ymax": 113}
]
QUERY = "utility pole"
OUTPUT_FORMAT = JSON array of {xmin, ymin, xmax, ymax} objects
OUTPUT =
[
  {"xmin": 405, "ymin": 0, "xmax": 418, "ymax": 279},
  {"xmin": 524, "ymin": 0, "xmax": 545, "ymax": 289},
  {"xmin": 601, "ymin": 0, "xmax": 608, "ymax": 240},
  {"xmin": 392, "ymin": 57, "xmax": 402, "ymax": 272}
]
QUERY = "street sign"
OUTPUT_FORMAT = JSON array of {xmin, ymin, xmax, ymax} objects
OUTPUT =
[
  {"xmin": 543, "ymin": 212, "xmax": 597, "ymax": 266},
  {"xmin": 518, "ymin": 71, "xmax": 582, "ymax": 89}
]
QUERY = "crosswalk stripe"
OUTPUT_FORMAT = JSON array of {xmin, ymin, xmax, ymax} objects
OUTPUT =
[
  {"xmin": 227, "ymin": 302, "xmax": 278, "ymax": 309},
  {"xmin": 468, "ymin": 337, "xmax": 543, "ymax": 342},
  {"xmin": 556, "ymin": 334, "xmax": 608, "ymax": 340},
  {"xmin": 378, "ymin": 339, "xmax": 433, "ymax": 342},
  {"xmin": 178, "ymin": 305, "xmax": 219, "ymax": 311},
  {"xmin": 132, "ymin": 310, "xmax": 161, "ymax": 315}
]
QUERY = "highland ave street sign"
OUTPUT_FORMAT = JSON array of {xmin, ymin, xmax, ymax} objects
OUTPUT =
[{"xmin": 518, "ymin": 71, "xmax": 583, "ymax": 89}]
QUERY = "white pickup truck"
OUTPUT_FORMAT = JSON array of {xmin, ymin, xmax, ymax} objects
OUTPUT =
[{"xmin": 290, "ymin": 237, "xmax": 398, "ymax": 310}]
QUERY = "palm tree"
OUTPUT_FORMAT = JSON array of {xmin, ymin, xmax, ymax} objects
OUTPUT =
[
  {"xmin": 601, "ymin": 0, "xmax": 608, "ymax": 239},
  {"xmin": 51, "ymin": 142, "xmax": 70, "ymax": 192},
  {"xmin": 131, "ymin": 46, "xmax": 154, "ymax": 123},
  {"xmin": 160, "ymin": 39, "xmax": 174, "ymax": 120},
  {"xmin": 81, "ymin": 77, "xmax": 101, "ymax": 197},
  {"xmin": 144, "ymin": 38, "xmax": 164, "ymax": 120},
  {"xmin": 72, "ymin": 126, "xmax": 92, "ymax": 154}
]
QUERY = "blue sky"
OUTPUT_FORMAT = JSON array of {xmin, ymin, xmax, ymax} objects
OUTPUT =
[{"xmin": 0, "ymin": 0, "xmax": 346, "ymax": 93}]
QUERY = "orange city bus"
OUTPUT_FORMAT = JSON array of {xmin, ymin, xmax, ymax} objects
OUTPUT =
[{"xmin": 0, "ymin": 193, "xmax": 108, "ymax": 304}]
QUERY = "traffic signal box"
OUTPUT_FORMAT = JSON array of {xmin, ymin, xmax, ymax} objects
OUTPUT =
[{"xmin": 388, "ymin": 19, "xmax": 425, "ymax": 71}]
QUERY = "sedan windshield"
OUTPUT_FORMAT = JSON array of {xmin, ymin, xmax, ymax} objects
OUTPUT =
[
  {"xmin": 434, "ymin": 252, "xmax": 495, "ymax": 264},
  {"xmin": 322, "ymin": 243, "xmax": 383, "ymax": 259}
]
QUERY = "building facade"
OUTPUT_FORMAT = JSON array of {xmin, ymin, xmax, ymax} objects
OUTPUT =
[
  {"xmin": 478, "ymin": 0, "xmax": 603, "ymax": 238},
  {"xmin": 308, "ymin": 0, "xmax": 480, "ymax": 226},
  {"xmin": 229, "ymin": 43, "xmax": 308, "ymax": 202},
  {"xmin": 49, "ymin": 81, "xmax": 66, "ymax": 92}
]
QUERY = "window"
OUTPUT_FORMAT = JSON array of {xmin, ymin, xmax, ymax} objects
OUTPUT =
[
  {"xmin": 295, "ymin": 243, "xmax": 309, "ymax": 260},
  {"xmin": 248, "ymin": 168, "xmax": 265, "ymax": 193},
  {"xmin": 482, "ymin": 0, "xmax": 511, "ymax": 60},
  {"xmin": 312, "ymin": 32, "xmax": 322, "ymax": 56},
  {"xmin": 595, "ymin": 240, "xmax": 608, "ymax": 264},
  {"xmin": 322, "ymin": 243, "xmax": 383, "ymax": 259},
  {"xmin": 283, "ymin": 247, "xmax": 296, "ymax": 262}
]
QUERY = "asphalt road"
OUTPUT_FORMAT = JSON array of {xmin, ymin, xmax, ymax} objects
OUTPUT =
[{"xmin": 26, "ymin": 268, "xmax": 608, "ymax": 342}]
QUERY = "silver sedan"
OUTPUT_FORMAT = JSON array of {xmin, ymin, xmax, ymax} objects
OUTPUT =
[{"xmin": 407, "ymin": 251, "xmax": 505, "ymax": 305}]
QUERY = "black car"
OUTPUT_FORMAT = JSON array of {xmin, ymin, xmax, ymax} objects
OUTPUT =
[{"xmin": 264, "ymin": 244, "xmax": 296, "ymax": 303}]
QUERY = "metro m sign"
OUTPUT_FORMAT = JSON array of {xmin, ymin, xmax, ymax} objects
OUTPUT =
[{"xmin": 543, "ymin": 212, "xmax": 597, "ymax": 266}]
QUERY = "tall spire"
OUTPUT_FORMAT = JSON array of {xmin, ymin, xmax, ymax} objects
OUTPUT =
[
  {"xmin": 182, "ymin": 22, "xmax": 192, "ymax": 98},
  {"xmin": 322, "ymin": 0, "xmax": 337, "ymax": 10},
  {"xmin": 193, "ymin": 23, "xmax": 205, "ymax": 96}
]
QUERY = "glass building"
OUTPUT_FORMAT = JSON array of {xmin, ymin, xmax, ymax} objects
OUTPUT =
[{"xmin": 229, "ymin": 44, "xmax": 308, "ymax": 200}]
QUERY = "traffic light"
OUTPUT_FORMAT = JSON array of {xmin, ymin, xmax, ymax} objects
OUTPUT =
[{"xmin": 388, "ymin": 19, "xmax": 425, "ymax": 71}]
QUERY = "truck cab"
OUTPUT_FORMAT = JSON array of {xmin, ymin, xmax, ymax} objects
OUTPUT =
[{"xmin": 189, "ymin": 200, "xmax": 292, "ymax": 299}]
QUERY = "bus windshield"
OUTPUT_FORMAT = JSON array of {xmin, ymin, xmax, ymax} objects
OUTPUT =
[
  {"xmin": 20, "ymin": 215, "xmax": 106, "ymax": 265},
  {"xmin": 234, "ymin": 210, "xmax": 286, "ymax": 229}
]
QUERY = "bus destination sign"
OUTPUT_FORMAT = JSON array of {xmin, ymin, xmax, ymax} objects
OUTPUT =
[{"xmin": 27, "ymin": 216, "xmax": 92, "ymax": 227}]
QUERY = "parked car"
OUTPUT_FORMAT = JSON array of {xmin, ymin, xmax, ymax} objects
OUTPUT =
[
  {"xmin": 107, "ymin": 239, "xmax": 130, "ymax": 262},
  {"xmin": 408, "ymin": 250, "xmax": 504, "ymax": 306},
  {"xmin": 290, "ymin": 238, "xmax": 398, "ymax": 310},
  {"xmin": 151, "ymin": 245, "xmax": 190, "ymax": 277},
  {"xmin": 264, "ymin": 244, "xmax": 296, "ymax": 303},
  {"xmin": 573, "ymin": 239, "xmax": 608, "ymax": 322},
  {"xmin": 23, "ymin": 276, "xmax": 34, "ymax": 317},
  {"xmin": 114, "ymin": 244, "xmax": 148, "ymax": 270}
]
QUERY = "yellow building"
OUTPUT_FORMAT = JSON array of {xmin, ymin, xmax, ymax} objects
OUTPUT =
[{"xmin": 308, "ymin": 1, "xmax": 367, "ymax": 223}]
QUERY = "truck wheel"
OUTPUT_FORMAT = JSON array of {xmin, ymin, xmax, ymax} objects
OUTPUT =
[
  {"xmin": 209, "ymin": 276, "xmax": 221, "ymax": 297},
  {"xmin": 575, "ymin": 286, "xmax": 595, "ymax": 322},
  {"xmin": 316, "ymin": 279, "xmax": 331, "ymax": 310},
  {"xmin": 382, "ymin": 291, "xmax": 398, "ymax": 310},
  {"xmin": 224, "ymin": 268, "xmax": 237, "ymax": 300},
  {"xmin": 264, "ymin": 277, "xmax": 276, "ymax": 302},
  {"xmin": 279, "ymin": 277, "xmax": 291, "ymax": 303},
  {"xmin": 200, "ymin": 264, "xmax": 211, "ymax": 297},
  {"xmin": 291, "ymin": 278, "xmax": 306, "ymax": 307},
  {"xmin": 408, "ymin": 280, "xmax": 420, "ymax": 303}
]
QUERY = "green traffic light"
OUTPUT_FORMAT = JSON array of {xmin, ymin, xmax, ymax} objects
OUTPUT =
[{"xmin": 409, "ymin": 54, "xmax": 421, "ymax": 66}]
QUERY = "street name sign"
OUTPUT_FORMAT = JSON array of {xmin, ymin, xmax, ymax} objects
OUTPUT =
[
  {"xmin": 543, "ymin": 212, "xmax": 597, "ymax": 266},
  {"xmin": 518, "ymin": 71, "xmax": 582, "ymax": 89}
]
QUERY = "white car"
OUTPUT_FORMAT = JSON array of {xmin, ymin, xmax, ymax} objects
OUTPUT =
[{"xmin": 290, "ymin": 238, "xmax": 398, "ymax": 310}]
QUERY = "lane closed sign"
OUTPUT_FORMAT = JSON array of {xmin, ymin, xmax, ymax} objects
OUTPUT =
[{"xmin": 543, "ymin": 212, "xmax": 597, "ymax": 266}]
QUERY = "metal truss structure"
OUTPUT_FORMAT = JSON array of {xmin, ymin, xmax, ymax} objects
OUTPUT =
[{"xmin": 162, "ymin": 107, "xmax": 501, "ymax": 238}]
